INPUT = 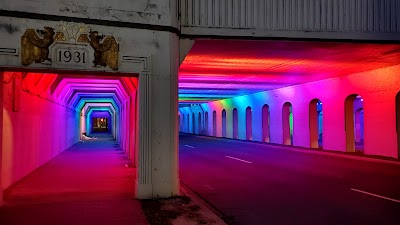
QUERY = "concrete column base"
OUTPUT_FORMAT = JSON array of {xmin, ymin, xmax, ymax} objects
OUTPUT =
[{"xmin": 135, "ymin": 181, "xmax": 153, "ymax": 199}]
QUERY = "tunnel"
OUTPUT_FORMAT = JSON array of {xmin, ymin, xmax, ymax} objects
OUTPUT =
[
  {"xmin": 178, "ymin": 39, "xmax": 400, "ymax": 159},
  {"xmin": 1, "ymin": 72, "xmax": 138, "ymax": 204}
]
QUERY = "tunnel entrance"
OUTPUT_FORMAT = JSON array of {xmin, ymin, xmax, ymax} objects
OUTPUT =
[
  {"xmin": 310, "ymin": 99, "xmax": 323, "ymax": 149},
  {"xmin": 283, "ymin": 102, "xmax": 293, "ymax": 145},
  {"xmin": 345, "ymin": 94, "xmax": 364, "ymax": 153},
  {"xmin": 1, "ymin": 70, "xmax": 138, "ymax": 205}
]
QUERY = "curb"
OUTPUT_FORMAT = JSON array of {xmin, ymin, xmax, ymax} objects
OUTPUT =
[{"xmin": 180, "ymin": 183, "xmax": 228, "ymax": 225}]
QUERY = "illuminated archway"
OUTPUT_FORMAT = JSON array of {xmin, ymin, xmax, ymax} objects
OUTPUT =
[
  {"xmin": 212, "ymin": 110, "xmax": 217, "ymax": 136},
  {"xmin": 192, "ymin": 113, "xmax": 195, "ymax": 134},
  {"xmin": 222, "ymin": 109, "xmax": 227, "ymax": 138},
  {"xmin": 181, "ymin": 114, "xmax": 184, "ymax": 132},
  {"xmin": 262, "ymin": 104, "xmax": 270, "ymax": 142},
  {"xmin": 246, "ymin": 107, "xmax": 252, "ymax": 140},
  {"xmin": 187, "ymin": 114, "xmax": 190, "ymax": 133},
  {"xmin": 283, "ymin": 102, "xmax": 293, "ymax": 145},
  {"xmin": 204, "ymin": 111, "xmax": 209, "ymax": 135},
  {"xmin": 309, "ymin": 99, "xmax": 323, "ymax": 149},
  {"xmin": 232, "ymin": 108, "xmax": 238, "ymax": 139},
  {"xmin": 198, "ymin": 112, "xmax": 202, "ymax": 135},
  {"xmin": 345, "ymin": 94, "xmax": 364, "ymax": 152}
]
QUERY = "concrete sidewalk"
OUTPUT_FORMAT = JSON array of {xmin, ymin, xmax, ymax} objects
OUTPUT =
[{"xmin": 0, "ymin": 134, "xmax": 149, "ymax": 225}]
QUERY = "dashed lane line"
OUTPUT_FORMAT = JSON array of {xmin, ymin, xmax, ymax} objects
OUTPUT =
[
  {"xmin": 184, "ymin": 145, "xmax": 195, "ymax": 148},
  {"xmin": 204, "ymin": 185, "xmax": 214, "ymax": 190},
  {"xmin": 351, "ymin": 188, "xmax": 400, "ymax": 203},
  {"xmin": 225, "ymin": 155, "xmax": 253, "ymax": 164}
]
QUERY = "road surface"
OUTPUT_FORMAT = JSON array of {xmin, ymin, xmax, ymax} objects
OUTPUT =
[{"xmin": 179, "ymin": 134, "xmax": 400, "ymax": 225}]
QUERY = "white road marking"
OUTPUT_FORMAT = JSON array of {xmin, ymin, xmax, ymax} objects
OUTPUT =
[
  {"xmin": 184, "ymin": 145, "xmax": 195, "ymax": 148},
  {"xmin": 225, "ymin": 155, "xmax": 253, "ymax": 164},
  {"xmin": 351, "ymin": 188, "xmax": 400, "ymax": 203},
  {"xmin": 204, "ymin": 185, "xmax": 214, "ymax": 190}
]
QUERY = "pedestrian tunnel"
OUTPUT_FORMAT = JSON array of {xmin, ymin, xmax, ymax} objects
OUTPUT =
[{"xmin": 1, "ymin": 71, "xmax": 138, "ymax": 202}]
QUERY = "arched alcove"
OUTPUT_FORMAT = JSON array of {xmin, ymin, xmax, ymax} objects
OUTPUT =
[
  {"xmin": 246, "ymin": 107, "xmax": 252, "ymax": 140},
  {"xmin": 187, "ymin": 114, "xmax": 190, "ymax": 133},
  {"xmin": 204, "ymin": 111, "xmax": 209, "ymax": 136},
  {"xmin": 232, "ymin": 108, "xmax": 238, "ymax": 139},
  {"xmin": 396, "ymin": 92, "xmax": 400, "ymax": 158},
  {"xmin": 283, "ymin": 102, "xmax": 293, "ymax": 145},
  {"xmin": 198, "ymin": 112, "xmax": 202, "ymax": 135},
  {"xmin": 262, "ymin": 104, "xmax": 270, "ymax": 142},
  {"xmin": 192, "ymin": 113, "xmax": 195, "ymax": 134},
  {"xmin": 222, "ymin": 109, "xmax": 227, "ymax": 138},
  {"xmin": 309, "ymin": 99, "xmax": 323, "ymax": 149},
  {"xmin": 345, "ymin": 94, "xmax": 364, "ymax": 152},
  {"xmin": 213, "ymin": 110, "xmax": 217, "ymax": 136},
  {"xmin": 182, "ymin": 114, "xmax": 185, "ymax": 132},
  {"xmin": 178, "ymin": 115, "xmax": 181, "ymax": 132}
]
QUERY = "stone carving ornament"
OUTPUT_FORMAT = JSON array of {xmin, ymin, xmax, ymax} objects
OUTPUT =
[
  {"xmin": 21, "ymin": 27, "xmax": 55, "ymax": 66},
  {"xmin": 89, "ymin": 31, "xmax": 119, "ymax": 71},
  {"xmin": 20, "ymin": 22, "xmax": 119, "ymax": 70}
]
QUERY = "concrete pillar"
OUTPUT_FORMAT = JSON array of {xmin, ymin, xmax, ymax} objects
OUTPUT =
[
  {"xmin": 136, "ymin": 34, "xmax": 179, "ymax": 199},
  {"xmin": 136, "ymin": 72, "xmax": 153, "ymax": 198},
  {"xmin": 0, "ymin": 71, "xmax": 4, "ymax": 206}
]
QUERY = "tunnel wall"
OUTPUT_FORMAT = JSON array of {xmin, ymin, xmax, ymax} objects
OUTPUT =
[
  {"xmin": 2, "ymin": 79, "xmax": 80, "ymax": 190},
  {"xmin": 179, "ymin": 65, "xmax": 400, "ymax": 159}
]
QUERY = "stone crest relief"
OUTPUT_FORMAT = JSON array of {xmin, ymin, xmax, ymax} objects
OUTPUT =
[{"xmin": 20, "ymin": 22, "xmax": 119, "ymax": 71}]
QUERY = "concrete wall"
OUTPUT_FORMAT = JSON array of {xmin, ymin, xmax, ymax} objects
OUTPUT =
[
  {"xmin": 2, "ymin": 75, "xmax": 80, "ymax": 190},
  {"xmin": 180, "ymin": 0, "xmax": 400, "ymax": 41},
  {"xmin": 180, "ymin": 65, "xmax": 400, "ymax": 159},
  {"xmin": 0, "ymin": 0, "xmax": 179, "ymax": 27}
]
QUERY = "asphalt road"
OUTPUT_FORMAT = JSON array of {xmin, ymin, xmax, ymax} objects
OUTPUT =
[{"xmin": 179, "ymin": 134, "xmax": 400, "ymax": 225}]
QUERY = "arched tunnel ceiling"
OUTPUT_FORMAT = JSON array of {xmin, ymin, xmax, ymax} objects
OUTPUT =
[
  {"xmin": 179, "ymin": 39, "xmax": 400, "ymax": 105},
  {"xmin": 11, "ymin": 72, "xmax": 137, "ymax": 112}
]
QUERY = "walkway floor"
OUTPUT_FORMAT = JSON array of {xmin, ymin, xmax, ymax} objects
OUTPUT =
[{"xmin": 0, "ymin": 133, "xmax": 149, "ymax": 225}]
